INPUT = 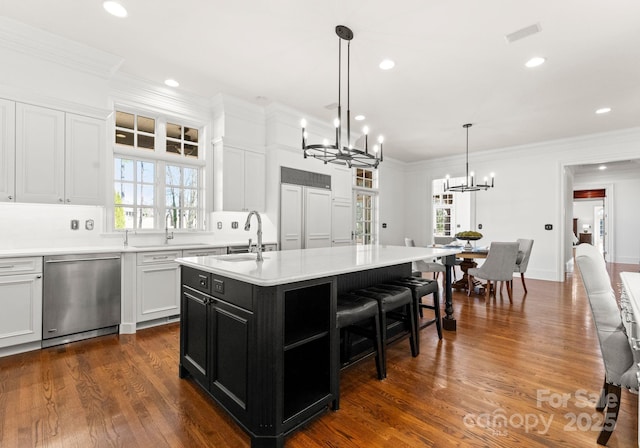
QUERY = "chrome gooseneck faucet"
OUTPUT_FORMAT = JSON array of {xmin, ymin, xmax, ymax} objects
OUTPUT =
[
  {"xmin": 244, "ymin": 211, "xmax": 263, "ymax": 262},
  {"xmin": 165, "ymin": 212, "xmax": 175, "ymax": 244}
]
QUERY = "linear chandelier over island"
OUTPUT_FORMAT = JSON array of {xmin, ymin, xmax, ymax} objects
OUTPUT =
[{"xmin": 301, "ymin": 25, "xmax": 384, "ymax": 169}]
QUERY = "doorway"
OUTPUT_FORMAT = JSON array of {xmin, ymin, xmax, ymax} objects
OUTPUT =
[{"xmin": 573, "ymin": 189, "xmax": 608, "ymax": 261}]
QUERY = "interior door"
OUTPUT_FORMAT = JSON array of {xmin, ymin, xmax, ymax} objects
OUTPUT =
[
  {"xmin": 305, "ymin": 187, "xmax": 332, "ymax": 248},
  {"xmin": 280, "ymin": 184, "xmax": 303, "ymax": 250}
]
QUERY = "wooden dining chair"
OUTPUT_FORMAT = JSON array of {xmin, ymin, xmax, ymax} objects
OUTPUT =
[{"xmin": 467, "ymin": 242, "xmax": 520, "ymax": 301}]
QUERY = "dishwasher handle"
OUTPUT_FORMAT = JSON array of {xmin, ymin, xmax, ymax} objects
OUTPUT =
[{"xmin": 45, "ymin": 256, "xmax": 121, "ymax": 264}]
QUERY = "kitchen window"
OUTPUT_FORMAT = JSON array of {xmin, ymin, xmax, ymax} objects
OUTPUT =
[
  {"xmin": 353, "ymin": 168, "xmax": 378, "ymax": 245},
  {"xmin": 113, "ymin": 108, "xmax": 204, "ymax": 231}
]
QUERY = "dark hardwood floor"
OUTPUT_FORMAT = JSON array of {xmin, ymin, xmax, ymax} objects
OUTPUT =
[{"xmin": 1, "ymin": 263, "xmax": 637, "ymax": 447}]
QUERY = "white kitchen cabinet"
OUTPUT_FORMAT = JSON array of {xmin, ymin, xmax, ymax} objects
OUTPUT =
[
  {"xmin": 332, "ymin": 199, "xmax": 353, "ymax": 246},
  {"xmin": 136, "ymin": 250, "xmax": 182, "ymax": 323},
  {"xmin": 182, "ymin": 247, "xmax": 227, "ymax": 257},
  {"xmin": 0, "ymin": 99, "xmax": 15, "ymax": 202},
  {"xmin": 65, "ymin": 113, "xmax": 106, "ymax": 205},
  {"xmin": 0, "ymin": 257, "xmax": 43, "ymax": 348},
  {"xmin": 15, "ymin": 103, "xmax": 65, "ymax": 203},
  {"xmin": 331, "ymin": 166, "xmax": 353, "ymax": 201},
  {"xmin": 219, "ymin": 146, "xmax": 265, "ymax": 211},
  {"xmin": 14, "ymin": 103, "xmax": 105, "ymax": 205}
]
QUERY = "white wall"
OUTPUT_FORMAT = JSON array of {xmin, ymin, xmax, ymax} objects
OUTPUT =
[{"xmin": 403, "ymin": 128, "xmax": 640, "ymax": 281}]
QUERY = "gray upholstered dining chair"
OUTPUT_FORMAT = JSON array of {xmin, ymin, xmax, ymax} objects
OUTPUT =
[
  {"xmin": 501, "ymin": 238, "xmax": 534, "ymax": 294},
  {"xmin": 467, "ymin": 242, "xmax": 519, "ymax": 301},
  {"xmin": 575, "ymin": 243, "xmax": 639, "ymax": 446},
  {"xmin": 514, "ymin": 238, "xmax": 534, "ymax": 292},
  {"xmin": 404, "ymin": 238, "xmax": 445, "ymax": 279}
]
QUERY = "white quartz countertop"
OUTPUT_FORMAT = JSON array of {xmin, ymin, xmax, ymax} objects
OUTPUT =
[
  {"xmin": 0, "ymin": 243, "xmax": 229, "ymax": 258},
  {"xmin": 176, "ymin": 245, "xmax": 461, "ymax": 287}
]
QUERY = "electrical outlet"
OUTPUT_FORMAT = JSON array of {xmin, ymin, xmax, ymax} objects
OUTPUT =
[
  {"xmin": 85, "ymin": 219, "xmax": 94, "ymax": 230},
  {"xmin": 217, "ymin": 221, "xmax": 223, "ymax": 229},
  {"xmin": 545, "ymin": 224, "xmax": 553, "ymax": 230},
  {"xmin": 478, "ymin": 224, "xmax": 483, "ymax": 230},
  {"xmin": 231, "ymin": 221, "xmax": 238, "ymax": 229}
]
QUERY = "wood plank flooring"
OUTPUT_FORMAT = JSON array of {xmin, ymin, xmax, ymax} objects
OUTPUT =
[{"xmin": 1, "ymin": 263, "xmax": 638, "ymax": 447}]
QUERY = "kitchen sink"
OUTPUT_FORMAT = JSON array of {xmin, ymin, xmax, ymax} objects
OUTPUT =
[
  {"xmin": 218, "ymin": 254, "xmax": 269, "ymax": 262},
  {"xmin": 131, "ymin": 243, "xmax": 212, "ymax": 249}
]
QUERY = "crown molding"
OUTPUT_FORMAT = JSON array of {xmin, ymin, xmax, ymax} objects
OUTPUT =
[
  {"xmin": 110, "ymin": 73, "xmax": 212, "ymax": 123},
  {"xmin": 0, "ymin": 17, "xmax": 124, "ymax": 79}
]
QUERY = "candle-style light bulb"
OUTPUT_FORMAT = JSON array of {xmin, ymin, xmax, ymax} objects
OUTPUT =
[
  {"xmin": 322, "ymin": 138, "xmax": 329, "ymax": 147},
  {"xmin": 445, "ymin": 174, "xmax": 450, "ymax": 190},
  {"xmin": 490, "ymin": 172, "xmax": 495, "ymax": 187},
  {"xmin": 362, "ymin": 126, "xmax": 369, "ymax": 135},
  {"xmin": 333, "ymin": 118, "xmax": 340, "ymax": 128},
  {"xmin": 378, "ymin": 135, "xmax": 384, "ymax": 144},
  {"xmin": 470, "ymin": 171, "xmax": 475, "ymax": 186},
  {"xmin": 300, "ymin": 118, "xmax": 307, "ymax": 129}
]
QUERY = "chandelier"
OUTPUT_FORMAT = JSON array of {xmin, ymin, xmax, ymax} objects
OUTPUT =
[
  {"xmin": 445, "ymin": 123, "xmax": 494, "ymax": 192},
  {"xmin": 301, "ymin": 25, "xmax": 384, "ymax": 169}
]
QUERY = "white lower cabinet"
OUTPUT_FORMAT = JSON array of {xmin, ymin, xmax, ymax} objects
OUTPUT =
[
  {"xmin": 136, "ymin": 250, "xmax": 182, "ymax": 323},
  {"xmin": 0, "ymin": 257, "xmax": 43, "ymax": 348}
]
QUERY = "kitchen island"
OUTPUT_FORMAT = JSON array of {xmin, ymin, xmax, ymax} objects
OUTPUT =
[{"xmin": 176, "ymin": 245, "xmax": 459, "ymax": 448}]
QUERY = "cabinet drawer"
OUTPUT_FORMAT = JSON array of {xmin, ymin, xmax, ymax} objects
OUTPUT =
[
  {"xmin": 0, "ymin": 257, "xmax": 42, "ymax": 275},
  {"xmin": 137, "ymin": 250, "xmax": 182, "ymax": 265},
  {"xmin": 182, "ymin": 247, "xmax": 227, "ymax": 257}
]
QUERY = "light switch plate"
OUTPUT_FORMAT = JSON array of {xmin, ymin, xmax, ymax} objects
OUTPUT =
[
  {"xmin": 231, "ymin": 221, "xmax": 238, "ymax": 229},
  {"xmin": 70, "ymin": 219, "xmax": 79, "ymax": 230}
]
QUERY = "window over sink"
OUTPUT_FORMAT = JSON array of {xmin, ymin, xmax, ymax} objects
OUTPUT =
[{"xmin": 112, "ymin": 108, "xmax": 205, "ymax": 231}]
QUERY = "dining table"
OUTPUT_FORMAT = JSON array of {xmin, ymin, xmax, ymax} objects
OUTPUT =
[{"xmin": 450, "ymin": 247, "xmax": 489, "ymax": 294}]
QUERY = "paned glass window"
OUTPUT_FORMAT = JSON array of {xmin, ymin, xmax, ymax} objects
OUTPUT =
[
  {"xmin": 113, "ymin": 109, "xmax": 204, "ymax": 231},
  {"xmin": 165, "ymin": 165, "xmax": 199, "ymax": 229},
  {"xmin": 166, "ymin": 123, "xmax": 199, "ymax": 158},
  {"xmin": 114, "ymin": 157, "xmax": 156, "ymax": 230},
  {"xmin": 115, "ymin": 111, "xmax": 155, "ymax": 150}
]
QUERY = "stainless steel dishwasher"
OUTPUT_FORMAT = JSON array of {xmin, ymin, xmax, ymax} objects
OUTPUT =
[{"xmin": 43, "ymin": 253, "xmax": 121, "ymax": 348}]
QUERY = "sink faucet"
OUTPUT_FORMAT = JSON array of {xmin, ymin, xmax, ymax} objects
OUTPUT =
[
  {"xmin": 165, "ymin": 212, "xmax": 175, "ymax": 244},
  {"xmin": 244, "ymin": 211, "xmax": 263, "ymax": 262}
]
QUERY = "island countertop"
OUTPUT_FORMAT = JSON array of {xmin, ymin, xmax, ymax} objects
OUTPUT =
[{"xmin": 176, "ymin": 244, "xmax": 460, "ymax": 287}]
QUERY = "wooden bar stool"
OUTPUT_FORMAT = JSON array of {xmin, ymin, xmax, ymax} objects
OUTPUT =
[
  {"xmin": 334, "ymin": 293, "xmax": 384, "ymax": 410},
  {"xmin": 349, "ymin": 285, "xmax": 417, "ymax": 374}
]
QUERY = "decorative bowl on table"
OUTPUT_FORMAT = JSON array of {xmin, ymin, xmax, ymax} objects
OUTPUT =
[{"xmin": 455, "ymin": 231, "xmax": 483, "ymax": 251}]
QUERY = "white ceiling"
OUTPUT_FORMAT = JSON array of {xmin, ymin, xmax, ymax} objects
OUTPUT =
[{"xmin": 1, "ymin": 0, "xmax": 639, "ymax": 162}]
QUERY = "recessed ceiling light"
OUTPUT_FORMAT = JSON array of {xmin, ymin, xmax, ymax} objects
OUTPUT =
[
  {"xmin": 354, "ymin": 115, "xmax": 365, "ymax": 121},
  {"xmin": 595, "ymin": 107, "xmax": 612, "ymax": 114},
  {"xmin": 598, "ymin": 165, "xmax": 607, "ymax": 170},
  {"xmin": 164, "ymin": 79, "xmax": 179, "ymax": 87},
  {"xmin": 103, "ymin": 1, "xmax": 127, "ymax": 18},
  {"xmin": 379, "ymin": 59, "xmax": 395, "ymax": 70},
  {"xmin": 525, "ymin": 57, "xmax": 546, "ymax": 68}
]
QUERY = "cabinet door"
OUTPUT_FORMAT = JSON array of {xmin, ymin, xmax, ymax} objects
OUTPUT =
[
  {"xmin": 305, "ymin": 187, "xmax": 332, "ymax": 248},
  {"xmin": 137, "ymin": 262, "xmax": 181, "ymax": 322},
  {"xmin": 332, "ymin": 199, "xmax": 353, "ymax": 246},
  {"xmin": 243, "ymin": 150, "xmax": 265, "ymax": 211},
  {"xmin": 0, "ymin": 99, "xmax": 15, "ymax": 202},
  {"xmin": 0, "ymin": 274, "xmax": 43, "ymax": 348},
  {"xmin": 65, "ymin": 114, "xmax": 105, "ymax": 205},
  {"xmin": 222, "ymin": 146, "xmax": 245, "ymax": 211},
  {"xmin": 210, "ymin": 298, "xmax": 251, "ymax": 419},
  {"xmin": 15, "ymin": 103, "xmax": 65, "ymax": 203},
  {"xmin": 280, "ymin": 184, "xmax": 303, "ymax": 250},
  {"xmin": 180, "ymin": 286, "xmax": 209, "ymax": 387}
]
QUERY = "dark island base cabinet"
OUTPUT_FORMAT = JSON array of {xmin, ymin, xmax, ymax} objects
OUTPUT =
[{"xmin": 179, "ymin": 266, "xmax": 337, "ymax": 448}]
